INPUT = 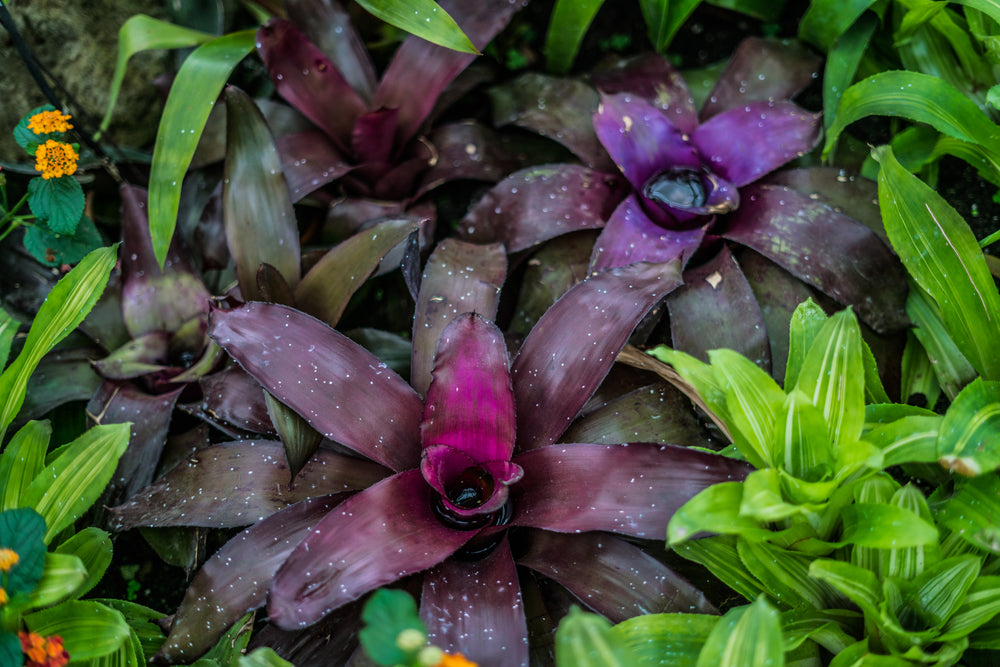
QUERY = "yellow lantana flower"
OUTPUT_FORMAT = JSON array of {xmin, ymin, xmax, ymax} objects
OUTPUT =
[
  {"xmin": 0, "ymin": 547, "xmax": 19, "ymax": 572},
  {"xmin": 34, "ymin": 140, "xmax": 79, "ymax": 180},
  {"xmin": 27, "ymin": 109, "xmax": 73, "ymax": 135}
]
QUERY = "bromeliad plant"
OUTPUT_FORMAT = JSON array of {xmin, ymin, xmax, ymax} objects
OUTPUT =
[{"xmin": 110, "ymin": 242, "xmax": 750, "ymax": 665}]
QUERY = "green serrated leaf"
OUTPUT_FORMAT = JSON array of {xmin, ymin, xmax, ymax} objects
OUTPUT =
[
  {"xmin": 23, "ymin": 552, "xmax": 87, "ymax": 610},
  {"xmin": 355, "ymin": 0, "xmax": 478, "ymax": 53},
  {"xmin": 55, "ymin": 527, "xmax": 113, "ymax": 599},
  {"xmin": 544, "ymin": 0, "xmax": 605, "ymax": 73},
  {"xmin": 94, "ymin": 598, "xmax": 167, "ymax": 660},
  {"xmin": 360, "ymin": 589, "xmax": 426, "ymax": 666},
  {"xmin": 0, "ymin": 420, "xmax": 51, "ymax": 511},
  {"xmin": 937, "ymin": 377, "xmax": 1000, "ymax": 475},
  {"xmin": 0, "ymin": 507, "xmax": 47, "ymax": 598},
  {"xmin": 697, "ymin": 597, "xmax": 784, "ymax": 667},
  {"xmin": 27, "ymin": 176, "xmax": 85, "ymax": 235},
  {"xmin": 24, "ymin": 600, "xmax": 129, "ymax": 661},
  {"xmin": 556, "ymin": 606, "xmax": 639, "ymax": 666},
  {"xmin": 24, "ymin": 214, "xmax": 105, "ymax": 267}
]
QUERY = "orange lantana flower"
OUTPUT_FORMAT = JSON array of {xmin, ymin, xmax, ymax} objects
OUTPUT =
[
  {"xmin": 33, "ymin": 140, "xmax": 79, "ymax": 180},
  {"xmin": 437, "ymin": 653, "xmax": 477, "ymax": 667},
  {"xmin": 19, "ymin": 632, "xmax": 70, "ymax": 667},
  {"xmin": 27, "ymin": 110, "xmax": 73, "ymax": 135},
  {"xmin": 0, "ymin": 547, "xmax": 18, "ymax": 572}
]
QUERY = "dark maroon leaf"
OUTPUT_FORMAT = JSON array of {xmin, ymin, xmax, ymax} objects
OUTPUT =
[
  {"xmin": 372, "ymin": 0, "xmax": 527, "ymax": 147},
  {"xmin": 80, "ymin": 277, "xmax": 130, "ymax": 352},
  {"xmin": 323, "ymin": 198, "xmax": 407, "ymax": 242},
  {"xmin": 93, "ymin": 332, "xmax": 170, "ymax": 379},
  {"xmin": 421, "ymin": 538, "xmax": 529, "ymax": 667},
  {"xmin": 371, "ymin": 140, "xmax": 437, "ymax": 201},
  {"xmin": 294, "ymin": 217, "xmax": 420, "ymax": 326},
  {"xmin": 88, "ymin": 381, "xmax": 183, "ymax": 502},
  {"xmin": 195, "ymin": 365, "xmax": 275, "ymax": 435},
  {"xmin": 276, "ymin": 131, "xmax": 354, "ymax": 202},
  {"xmin": 248, "ymin": 600, "xmax": 363, "ymax": 667},
  {"xmin": 591, "ymin": 53, "xmax": 699, "ymax": 136},
  {"xmin": 411, "ymin": 240, "xmax": 507, "ymax": 396},
  {"xmin": 560, "ymin": 382, "xmax": 706, "ymax": 446},
  {"xmin": 152, "ymin": 496, "xmax": 345, "ymax": 664},
  {"xmin": 224, "ymin": 87, "xmax": 302, "ymax": 301},
  {"xmin": 721, "ymin": 184, "xmax": 909, "ymax": 333},
  {"xmin": 589, "ymin": 195, "xmax": 705, "ymax": 272},
  {"xmin": 352, "ymin": 108, "xmax": 398, "ymax": 166},
  {"xmin": 256, "ymin": 263, "xmax": 296, "ymax": 306},
  {"xmin": 120, "ymin": 184, "xmax": 210, "ymax": 338},
  {"xmin": 511, "ymin": 443, "xmax": 750, "ymax": 538},
  {"xmin": 256, "ymin": 19, "xmax": 366, "ymax": 152},
  {"xmin": 487, "ymin": 73, "xmax": 612, "ymax": 169},
  {"xmin": 512, "ymin": 261, "xmax": 683, "ymax": 450},
  {"xmin": 693, "ymin": 101, "xmax": 821, "ymax": 187},
  {"xmin": 700, "ymin": 37, "xmax": 822, "ymax": 120},
  {"xmin": 459, "ymin": 165, "xmax": 622, "ymax": 253},
  {"xmin": 209, "ymin": 302, "xmax": 424, "ymax": 471},
  {"xmin": 667, "ymin": 245, "xmax": 771, "ymax": 369},
  {"xmin": 268, "ymin": 470, "xmax": 473, "ymax": 629},
  {"xmin": 517, "ymin": 531, "xmax": 716, "ymax": 621},
  {"xmin": 762, "ymin": 167, "xmax": 884, "ymax": 238},
  {"xmin": 108, "ymin": 440, "xmax": 388, "ymax": 529}
]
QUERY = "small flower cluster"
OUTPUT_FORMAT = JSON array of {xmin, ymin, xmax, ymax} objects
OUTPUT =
[
  {"xmin": 26, "ymin": 110, "xmax": 78, "ymax": 180},
  {"xmin": 19, "ymin": 632, "xmax": 70, "ymax": 667},
  {"xmin": 26, "ymin": 109, "xmax": 73, "ymax": 135},
  {"xmin": 0, "ymin": 547, "xmax": 18, "ymax": 606}
]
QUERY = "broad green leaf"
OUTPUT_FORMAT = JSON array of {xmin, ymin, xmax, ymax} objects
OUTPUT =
[
  {"xmin": 879, "ymin": 484, "xmax": 940, "ymax": 580},
  {"xmin": 555, "ymin": 607, "xmax": 638, "ymax": 666},
  {"xmin": 875, "ymin": 145, "xmax": 1000, "ymax": 379},
  {"xmin": 798, "ymin": 0, "xmax": 880, "ymax": 49},
  {"xmin": 100, "ymin": 15, "xmax": 214, "ymax": 134},
  {"xmin": 668, "ymin": 482, "xmax": 771, "ymax": 544},
  {"xmin": 937, "ymin": 377, "xmax": 1000, "ymax": 475},
  {"xmin": 0, "ymin": 305, "xmax": 16, "ymax": 370},
  {"xmin": 773, "ymin": 390, "xmax": 834, "ymax": 481},
  {"xmin": 710, "ymin": 348, "xmax": 786, "ymax": 468},
  {"xmin": 809, "ymin": 559, "xmax": 881, "ymax": 619},
  {"xmin": 640, "ymin": 0, "xmax": 703, "ymax": 52},
  {"xmin": 360, "ymin": 589, "xmax": 426, "ymax": 666},
  {"xmin": 611, "ymin": 613, "xmax": 717, "ymax": 667},
  {"xmin": 355, "ymin": 0, "xmax": 478, "ymax": 53},
  {"xmin": 738, "ymin": 539, "xmax": 837, "ymax": 610},
  {"xmin": 23, "ymin": 552, "xmax": 86, "ymax": 610},
  {"xmin": 824, "ymin": 13, "xmax": 878, "ymax": 132},
  {"xmin": 696, "ymin": 598, "xmax": 784, "ymax": 667},
  {"xmin": 55, "ymin": 527, "xmax": 113, "ymax": 599},
  {"xmin": 909, "ymin": 555, "xmax": 981, "ymax": 628},
  {"xmin": 742, "ymin": 469, "xmax": 808, "ymax": 523},
  {"xmin": 24, "ymin": 213, "xmax": 105, "ymax": 267},
  {"xmin": 794, "ymin": 309, "xmax": 865, "ymax": 447},
  {"xmin": 0, "ymin": 244, "xmax": 118, "ymax": 441},
  {"xmin": 544, "ymin": 0, "xmax": 605, "ymax": 73},
  {"xmin": 785, "ymin": 299, "xmax": 829, "ymax": 389},
  {"xmin": 94, "ymin": 599, "xmax": 167, "ymax": 660},
  {"xmin": 674, "ymin": 535, "xmax": 765, "ymax": 603},
  {"xmin": 0, "ymin": 420, "xmax": 51, "ymax": 511},
  {"xmin": 940, "ymin": 575, "xmax": 1000, "ymax": 640},
  {"xmin": 0, "ymin": 507, "xmax": 46, "ymax": 598},
  {"xmin": 906, "ymin": 286, "xmax": 978, "ymax": 399},
  {"xmin": 938, "ymin": 474, "xmax": 1000, "ymax": 554},
  {"xmin": 27, "ymin": 175, "xmax": 84, "ymax": 235},
  {"xmin": 21, "ymin": 422, "xmax": 131, "ymax": 544},
  {"xmin": 148, "ymin": 30, "xmax": 256, "ymax": 268},
  {"xmin": 840, "ymin": 502, "xmax": 938, "ymax": 548},
  {"xmin": 781, "ymin": 608, "xmax": 859, "ymax": 655},
  {"xmin": 239, "ymin": 648, "xmax": 294, "ymax": 667},
  {"xmin": 24, "ymin": 600, "xmax": 129, "ymax": 661}
]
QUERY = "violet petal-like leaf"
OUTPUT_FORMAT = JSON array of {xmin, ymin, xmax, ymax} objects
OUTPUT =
[
  {"xmin": 276, "ymin": 131, "xmax": 354, "ymax": 203},
  {"xmin": 512, "ymin": 261, "xmax": 683, "ymax": 450},
  {"xmin": 594, "ymin": 93, "xmax": 700, "ymax": 191},
  {"xmin": 268, "ymin": 470, "xmax": 474, "ymax": 629},
  {"xmin": 692, "ymin": 101, "xmax": 821, "ymax": 187},
  {"xmin": 109, "ymin": 440, "xmax": 388, "ymax": 529},
  {"xmin": 421, "ymin": 538, "xmax": 529, "ymax": 667},
  {"xmin": 195, "ymin": 365, "xmax": 275, "ymax": 435},
  {"xmin": 721, "ymin": 184, "xmax": 909, "ymax": 333},
  {"xmin": 666, "ymin": 244, "xmax": 771, "ymax": 369},
  {"xmin": 256, "ymin": 19, "xmax": 366, "ymax": 152},
  {"xmin": 511, "ymin": 443, "xmax": 751, "ymax": 538},
  {"xmin": 700, "ymin": 37, "xmax": 822, "ymax": 120},
  {"xmin": 352, "ymin": 108, "xmax": 399, "ymax": 167},
  {"xmin": 517, "ymin": 530, "xmax": 716, "ymax": 621},
  {"xmin": 209, "ymin": 302, "xmax": 424, "ymax": 471},
  {"xmin": 459, "ymin": 164, "xmax": 623, "ymax": 253},
  {"xmin": 152, "ymin": 495, "xmax": 344, "ymax": 664},
  {"xmin": 411, "ymin": 240, "xmax": 506, "ymax": 397},
  {"xmin": 589, "ymin": 194, "xmax": 705, "ymax": 273},
  {"xmin": 591, "ymin": 53, "xmax": 699, "ymax": 136}
]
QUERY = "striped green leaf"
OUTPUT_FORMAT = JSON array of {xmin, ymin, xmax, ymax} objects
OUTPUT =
[
  {"xmin": 710, "ymin": 348, "xmax": 786, "ymax": 468},
  {"xmin": 55, "ymin": 527, "xmax": 114, "ymax": 599},
  {"xmin": 696, "ymin": 597, "xmax": 784, "ymax": 667},
  {"xmin": 0, "ymin": 305, "xmax": 17, "ymax": 370},
  {"xmin": 23, "ymin": 552, "xmax": 86, "ymax": 610},
  {"xmin": 840, "ymin": 502, "xmax": 938, "ymax": 548},
  {"xmin": 640, "ymin": 0, "xmax": 703, "ymax": 52},
  {"xmin": 611, "ymin": 613, "xmax": 717, "ymax": 667},
  {"xmin": 0, "ymin": 420, "xmax": 50, "ymax": 511},
  {"xmin": 556, "ymin": 607, "xmax": 639, "ymax": 666},
  {"xmin": 937, "ymin": 377, "xmax": 1000, "ymax": 475},
  {"xmin": 939, "ymin": 474, "xmax": 1000, "ymax": 554},
  {"xmin": 355, "ymin": 0, "xmax": 477, "ymax": 53},
  {"xmin": 24, "ymin": 600, "xmax": 129, "ymax": 661},
  {"xmin": 907, "ymin": 286, "xmax": 978, "ymax": 399}
]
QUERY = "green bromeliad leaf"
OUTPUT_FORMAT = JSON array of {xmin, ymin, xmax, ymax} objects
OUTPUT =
[{"xmin": 936, "ymin": 377, "xmax": 1000, "ymax": 475}]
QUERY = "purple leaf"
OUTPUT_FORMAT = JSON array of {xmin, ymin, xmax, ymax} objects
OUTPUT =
[
  {"xmin": 195, "ymin": 365, "xmax": 275, "ymax": 435},
  {"xmin": 589, "ymin": 194, "xmax": 705, "ymax": 272},
  {"xmin": 19, "ymin": 348, "xmax": 104, "ymax": 424},
  {"xmin": 593, "ymin": 93, "xmax": 700, "ymax": 191},
  {"xmin": 459, "ymin": 165, "xmax": 624, "ymax": 253},
  {"xmin": 487, "ymin": 73, "xmax": 612, "ymax": 169},
  {"xmin": 120, "ymin": 185, "xmax": 210, "ymax": 338},
  {"xmin": 276, "ymin": 131, "xmax": 354, "ymax": 203},
  {"xmin": 421, "ymin": 538, "xmax": 529, "ymax": 667},
  {"xmin": 248, "ymin": 601, "xmax": 363, "ymax": 667},
  {"xmin": 693, "ymin": 101, "xmax": 821, "ymax": 187},
  {"xmin": 370, "ymin": 141, "xmax": 437, "ymax": 201},
  {"xmin": 256, "ymin": 19, "xmax": 366, "ymax": 152},
  {"xmin": 152, "ymin": 496, "xmax": 344, "ymax": 664},
  {"xmin": 591, "ymin": 53, "xmax": 699, "ymax": 136},
  {"xmin": 373, "ymin": 0, "xmax": 526, "ymax": 147},
  {"xmin": 762, "ymin": 167, "xmax": 884, "ymax": 238},
  {"xmin": 700, "ymin": 37, "xmax": 822, "ymax": 120},
  {"xmin": 93, "ymin": 332, "xmax": 171, "ymax": 379},
  {"xmin": 512, "ymin": 261, "xmax": 683, "ymax": 450},
  {"xmin": 352, "ymin": 108, "xmax": 399, "ymax": 167},
  {"xmin": 268, "ymin": 470, "xmax": 473, "ymax": 629},
  {"xmin": 666, "ymin": 245, "xmax": 771, "ymax": 369},
  {"xmin": 209, "ymin": 302, "xmax": 424, "ymax": 471},
  {"xmin": 721, "ymin": 184, "xmax": 909, "ymax": 333},
  {"xmin": 108, "ymin": 440, "xmax": 388, "ymax": 529},
  {"xmin": 224, "ymin": 87, "xmax": 302, "ymax": 301},
  {"xmin": 517, "ymin": 531, "xmax": 715, "ymax": 621},
  {"xmin": 420, "ymin": 314, "xmax": 521, "ymax": 516},
  {"xmin": 411, "ymin": 240, "xmax": 507, "ymax": 396},
  {"xmin": 511, "ymin": 443, "xmax": 751, "ymax": 537}
]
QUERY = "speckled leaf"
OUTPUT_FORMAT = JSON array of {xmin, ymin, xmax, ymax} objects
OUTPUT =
[
  {"xmin": 459, "ymin": 165, "xmax": 621, "ymax": 253},
  {"xmin": 421, "ymin": 539, "xmax": 529, "ymax": 666},
  {"xmin": 512, "ymin": 260, "xmax": 682, "ymax": 450},
  {"xmin": 589, "ymin": 195, "xmax": 705, "ymax": 272},
  {"xmin": 937, "ymin": 378, "xmax": 1000, "ymax": 475},
  {"xmin": 246, "ymin": 600, "xmax": 362, "ymax": 666},
  {"xmin": 209, "ymin": 302, "xmax": 424, "ymax": 472},
  {"xmin": 591, "ymin": 53, "xmax": 698, "ymax": 135},
  {"xmin": 519, "ymin": 531, "xmax": 715, "ymax": 621},
  {"xmin": 510, "ymin": 230, "xmax": 596, "ymax": 337},
  {"xmin": 152, "ymin": 496, "xmax": 342, "ymax": 664},
  {"xmin": 295, "ymin": 216, "xmax": 419, "ymax": 326},
  {"xmin": 411, "ymin": 240, "xmax": 507, "ymax": 396},
  {"xmin": 512, "ymin": 443, "xmax": 750, "ymax": 538},
  {"xmin": 277, "ymin": 132, "xmax": 353, "ymax": 203},
  {"xmin": 108, "ymin": 440, "xmax": 388, "ymax": 529},
  {"xmin": 194, "ymin": 365, "xmax": 274, "ymax": 435},
  {"xmin": 722, "ymin": 183, "xmax": 909, "ymax": 334}
]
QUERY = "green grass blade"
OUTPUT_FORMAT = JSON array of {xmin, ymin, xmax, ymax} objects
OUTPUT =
[
  {"xmin": 148, "ymin": 30, "xmax": 256, "ymax": 269},
  {"xmin": 544, "ymin": 0, "xmax": 605, "ymax": 73},
  {"xmin": 355, "ymin": 0, "xmax": 478, "ymax": 53},
  {"xmin": 823, "ymin": 13, "xmax": 878, "ymax": 132}
]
